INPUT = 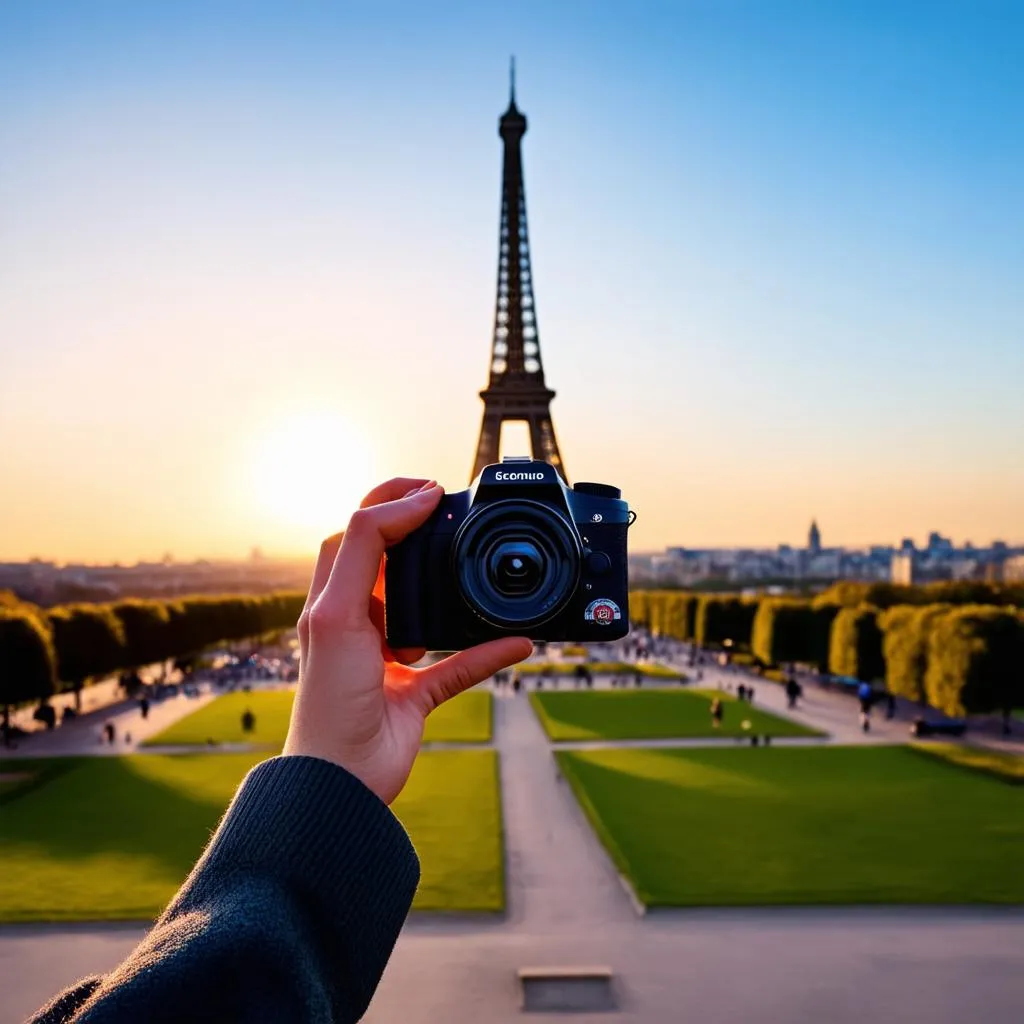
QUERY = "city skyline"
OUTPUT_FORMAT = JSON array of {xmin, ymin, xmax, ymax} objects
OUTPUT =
[
  {"xmin": 2, "ymin": 2, "xmax": 1022, "ymax": 561},
  {"xmin": 5, "ymin": 519, "xmax": 1018, "ymax": 569}
]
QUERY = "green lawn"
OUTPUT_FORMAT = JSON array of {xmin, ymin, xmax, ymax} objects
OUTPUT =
[
  {"xmin": 143, "ymin": 688, "xmax": 492, "ymax": 748},
  {"xmin": 0, "ymin": 749, "xmax": 503, "ymax": 921},
  {"xmin": 908, "ymin": 742, "xmax": 1024, "ymax": 784},
  {"xmin": 557, "ymin": 745, "xmax": 1024, "ymax": 906},
  {"xmin": 531, "ymin": 689, "xmax": 822, "ymax": 741},
  {"xmin": 518, "ymin": 661, "xmax": 684, "ymax": 679}
]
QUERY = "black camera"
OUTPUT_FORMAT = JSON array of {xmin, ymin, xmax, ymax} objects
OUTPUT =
[{"xmin": 385, "ymin": 457, "xmax": 632, "ymax": 651}]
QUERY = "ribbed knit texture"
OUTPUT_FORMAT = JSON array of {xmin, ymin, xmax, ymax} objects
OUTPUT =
[{"xmin": 29, "ymin": 756, "xmax": 420, "ymax": 1024}]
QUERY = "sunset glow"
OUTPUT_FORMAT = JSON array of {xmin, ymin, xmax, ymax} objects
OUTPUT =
[
  {"xmin": 1, "ymin": 2, "xmax": 1021, "ymax": 562},
  {"xmin": 244, "ymin": 411, "xmax": 377, "ymax": 552}
]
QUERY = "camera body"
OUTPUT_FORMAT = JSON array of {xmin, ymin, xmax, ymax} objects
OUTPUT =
[{"xmin": 385, "ymin": 457, "xmax": 631, "ymax": 651}]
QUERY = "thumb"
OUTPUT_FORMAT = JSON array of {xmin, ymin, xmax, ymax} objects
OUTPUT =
[{"xmin": 413, "ymin": 637, "xmax": 533, "ymax": 713}]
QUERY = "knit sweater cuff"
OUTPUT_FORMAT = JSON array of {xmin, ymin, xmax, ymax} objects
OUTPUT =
[{"xmin": 173, "ymin": 755, "xmax": 420, "ymax": 936}]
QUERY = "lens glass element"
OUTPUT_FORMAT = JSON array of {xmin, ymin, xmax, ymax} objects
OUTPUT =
[{"xmin": 453, "ymin": 500, "xmax": 580, "ymax": 628}]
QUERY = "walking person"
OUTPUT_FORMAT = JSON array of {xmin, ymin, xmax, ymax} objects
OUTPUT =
[
  {"xmin": 785, "ymin": 676, "xmax": 800, "ymax": 709},
  {"xmin": 710, "ymin": 697, "xmax": 724, "ymax": 730},
  {"xmin": 241, "ymin": 708, "xmax": 256, "ymax": 735},
  {"xmin": 857, "ymin": 680, "xmax": 873, "ymax": 733}
]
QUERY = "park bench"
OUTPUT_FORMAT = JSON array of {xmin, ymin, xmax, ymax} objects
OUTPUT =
[
  {"xmin": 518, "ymin": 965, "xmax": 615, "ymax": 1012},
  {"xmin": 910, "ymin": 718, "xmax": 967, "ymax": 738}
]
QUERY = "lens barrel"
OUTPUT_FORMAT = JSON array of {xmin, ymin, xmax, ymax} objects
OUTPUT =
[{"xmin": 452, "ymin": 499, "xmax": 581, "ymax": 628}]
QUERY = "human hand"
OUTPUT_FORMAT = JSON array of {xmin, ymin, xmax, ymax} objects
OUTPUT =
[{"xmin": 283, "ymin": 477, "xmax": 532, "ymax": 804}]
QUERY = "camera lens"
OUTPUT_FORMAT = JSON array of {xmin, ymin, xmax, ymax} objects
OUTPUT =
[
  {"xmin": 453, "ymin": 500, "xmax": 581, "ymax": 628},
  {"xmin": 491, "ymin": 542, "xmax": 543, "ymax": 595}
]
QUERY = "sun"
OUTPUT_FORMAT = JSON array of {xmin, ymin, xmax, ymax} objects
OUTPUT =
[{"xmin": 248, "ymin": 411, "xmax": 376, "ymax": 545}]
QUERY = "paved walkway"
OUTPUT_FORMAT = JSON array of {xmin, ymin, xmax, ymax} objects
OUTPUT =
[
  {"xmin": 8, "ymin": 678, "xmax": 125, "ymax": 731},
  {"xmin": 660, "ymin": 651, "xmax": 1024, "ymax": 752},
  {"xmin": 7, "ymin": 909, "xmax": 1024, "ymax": 1024},
  {"xmin": 671, "ymin": 661, "xmax": 913, "ymax": 745},
  {"xmin": 3, "ymin": 665, "xmax": 1023, "ymax": 1021},
  {"xmin": 1, "ymin": 688, "xmax": 218, "ymax": 759},
  {"xmin": 494, "ymin": 690, "xmax": 635, "ymax": 932}
]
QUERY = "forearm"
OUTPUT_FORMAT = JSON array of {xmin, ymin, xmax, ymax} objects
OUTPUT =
[{"xmin": 30, "ymin": 756, "xmax": 420, "ymax": 1024}]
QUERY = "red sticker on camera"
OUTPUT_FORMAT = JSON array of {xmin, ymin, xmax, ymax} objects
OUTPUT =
[{"xmin": 584, "ymin": 599, "xmax": 621, "ymax": 624}]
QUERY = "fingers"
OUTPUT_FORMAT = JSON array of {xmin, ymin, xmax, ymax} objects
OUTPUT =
[
  {"xmin": 415, "ymin": 637, "xmax": 533, "ymax": 713},
  {"xmin": 304, "ymin": 533, "xmax": 344, "ymax": 610},
  {"xmin": 304, "ymin": 478, "xmax": 436, "ymax": 640},
  {"xmin": 298, "ymin": 533, "xmax": 345, "ymax": 648},
  {"xmin": 360, "ymin": 477, "xmax": 433, "ymax": 509},
  {"xmin": 317, "ymin": 484, "xmax": 444, "ymax": 629}
]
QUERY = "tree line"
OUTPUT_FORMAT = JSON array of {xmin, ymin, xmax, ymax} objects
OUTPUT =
[
  {"xmin": 631, "ymin": 581, "xmax": 1024, "ymax": 721},
  {"xmin": 0, "ymin": 591, "xmax": 305, "ymax": 726}
]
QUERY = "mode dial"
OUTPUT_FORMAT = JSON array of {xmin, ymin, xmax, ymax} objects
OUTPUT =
[{"xmin": 573, "ymin": 482, "xmax": 621, "ymax": 499}]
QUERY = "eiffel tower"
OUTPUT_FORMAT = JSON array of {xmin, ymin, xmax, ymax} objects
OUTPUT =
[{"xmin": 471, "ymin": 61, "xmax": 567, "ymax": 482}]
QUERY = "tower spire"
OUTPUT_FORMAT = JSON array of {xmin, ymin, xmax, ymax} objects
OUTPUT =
[
  {"xmin": 470, "ymin": 68, "xmax": 567, "ymax": 481},
  {"xmin": 509, "ymin": 55, "xmax": 516, "ymax": 104}
]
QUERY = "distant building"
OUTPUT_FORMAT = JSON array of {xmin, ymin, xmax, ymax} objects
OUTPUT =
[
  {"xmin": 807, "ymin": 550, "xmax": 840, "ymax": 578},
  {"xmin": 1003, "ymin": 554, "xmax": 1024, "ymax": 583},
  {"xmin": 808, "ymin": 520, "xmax": 822, "ymax": 555},
  {"xmin": 891, "ymin": 552, "xmax": 915, "ymax": 585}
]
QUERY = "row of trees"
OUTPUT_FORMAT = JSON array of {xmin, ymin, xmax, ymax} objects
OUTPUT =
[
  {"xmin": 631, "ymin": 585, "xmax": 1024, "ymax": 720},
  {"xmin": 0, "ymin": 592, "xmax": 305, "ymax": 725}
]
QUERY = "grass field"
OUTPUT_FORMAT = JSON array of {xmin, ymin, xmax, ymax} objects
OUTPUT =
[
  {"xmin": 908, "ymin": 742, "xmax": 1024, "ymax": 784},
  {"xmin": 530, "ymin": 689, "xmax": 822, "ymax": 741},
  {"xmin": 557, "ymin": 745, "xmax": 1024, "ymax": 906},
  {"xmin": 143, "ymin": 688, "xmax": 492, "ymax": 748},
  {"xmin": 517, "ymin": 661, "xmax": 683, "ymax": 679},
  {"xmin": 0, "ymin": 749, "xmax": 503, "ymax": 921}
]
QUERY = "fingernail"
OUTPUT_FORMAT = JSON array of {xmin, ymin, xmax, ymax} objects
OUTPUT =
[{"xmin": 417, "ymin": 479, "xmax": 438, "ymax": 492}]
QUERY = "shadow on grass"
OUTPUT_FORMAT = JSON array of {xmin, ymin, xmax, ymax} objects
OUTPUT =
[
  {"xmin": 533, "ymin": 689, "xmax": 822, "ymax": 741},
  {"xmin": 0, "ymin": 758, "xmax": 81, "ymax": 808},
  {"xmin": 0, "ymin": 754, "xmax": 259, "ymax": 877}
]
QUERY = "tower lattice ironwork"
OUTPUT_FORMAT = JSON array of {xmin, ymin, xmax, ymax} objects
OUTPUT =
[{"xmin": 471, "ymin": 61, "xmax": 567, "ymax": 482}]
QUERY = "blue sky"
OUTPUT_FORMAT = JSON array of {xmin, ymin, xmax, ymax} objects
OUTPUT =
[{"xmin": 1, "ymin": 1, "xmax": 1021, "ymax": 559}]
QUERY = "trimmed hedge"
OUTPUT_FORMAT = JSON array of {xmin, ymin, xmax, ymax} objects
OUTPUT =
[
  {"xmin": 1, "ymin": 592, "xmax": 306, "ymax": 715},
  {"xmin": 632, "ymin": 591, "xmax": 698, "ymax": 641},
  {"xmin": 751, "ymin": 598, "xmax": 838, "ymax": 672},
  {"xmin": 47, "ymin": 604, "xmax": 127, "ymax": 708},
  {"xmin": 632, "ymin": 588, "xmax": 1024, "ymax": 717},
  {"xmin": 924, "ymin": 606, "xmax": 1024, "ymax": 717},
  {"xmin": 878, "ymin": 604, "xmax": 951, "ymax": 703},
  {"xmin": 0, "ymin": 607, "xmax": 57, "ymax": 715},
  {"xmin": 815, "ymin": 581, "xmax": 1024, "ymax": 610},
  {"xmin": 828, "ymin": 605, "xmax": 885, "ymax": 682},
  {"xmin": 694, "ymin": 595, "xmax": 756, "ymax": 649}
]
